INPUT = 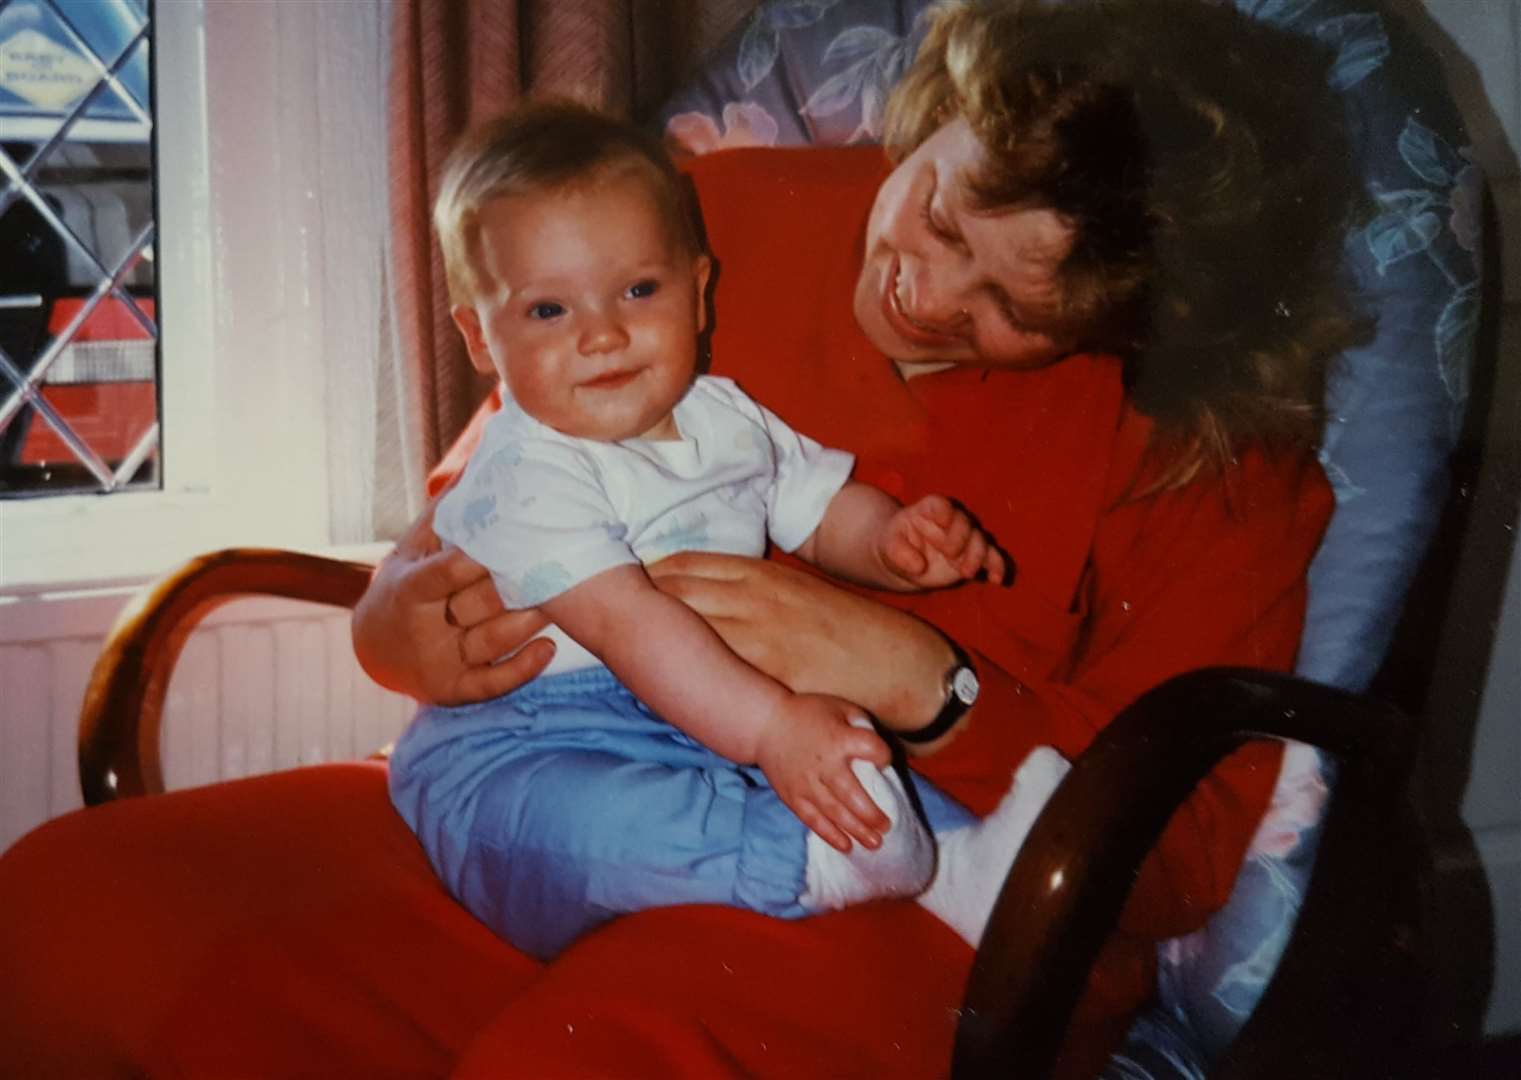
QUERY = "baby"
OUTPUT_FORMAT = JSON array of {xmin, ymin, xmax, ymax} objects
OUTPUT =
[{"xmin": 388, "ymin": 102, "xmax": 1069, "ymax": 960}]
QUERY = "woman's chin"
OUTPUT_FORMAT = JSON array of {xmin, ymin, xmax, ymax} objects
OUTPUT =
[{"xmin": 856, "ymin": 308, "xmax": 969, "ymax": 368}]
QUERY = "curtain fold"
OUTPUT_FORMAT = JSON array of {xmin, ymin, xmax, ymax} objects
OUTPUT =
[
  {"xmin": 387, "ymin": 0, "xmax": 519, "ymax": 516},
  {"xmin": 381, "ymin": 1, "xmax": 758, "ymax": 533}
]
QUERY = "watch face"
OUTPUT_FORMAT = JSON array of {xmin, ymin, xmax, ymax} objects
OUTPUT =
[{"xmin": 951, "ymin": 665, "xmax": 980, "ymax": 705}]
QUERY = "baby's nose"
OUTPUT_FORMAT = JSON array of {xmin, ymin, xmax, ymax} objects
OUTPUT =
[{"xmin": 578, "ymin": 313, "xmax": 630, "ymax": 354}]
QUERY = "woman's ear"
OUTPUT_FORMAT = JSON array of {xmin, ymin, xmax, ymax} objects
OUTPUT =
[
  {"xmin": 692, "ymin": 254, "xmax": 714, "ymax": 334},
  {"xmin": 451, "ymin": 303, "xmax": 498, "ymax": 377}
]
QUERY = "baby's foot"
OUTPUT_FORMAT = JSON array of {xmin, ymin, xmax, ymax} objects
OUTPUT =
[
  {"xmin": 798, "ymin": 753, "xmax": 935, "ymax": 912},
  {"xmin": 917, "ymin": 746, "xmax": 1070, "ymax": 948}
]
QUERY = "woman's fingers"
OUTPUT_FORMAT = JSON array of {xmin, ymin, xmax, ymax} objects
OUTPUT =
[
  {"xmin": 646, "ymin": 552, "xmax": 759, "ymax": 617},
  {"xmin": 452, "ymin": 634, "xmax": 557, "ymax": 704},
  {"xmin": 647, "ymin": 552, "xmax": 951, "ymax": 731},
  {"xmin": 399, "ymin": 544, "xmax": 492, "ymax": 605},
  {"xmin": 460, "ymin": 607, "xmax": 551, "ymax": 667},
  {"xmin": 647, "ymin": 549, "xmax": 756, "ymax": 583},
  {"xmin": 447, "ymin": 573, "xmax": 507, "ymax": 628}
]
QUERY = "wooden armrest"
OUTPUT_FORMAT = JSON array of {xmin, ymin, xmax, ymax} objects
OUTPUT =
[
  {"xmin": 953, "ymin": 667, "xmax": 1422, "ymax": 1078},
  {"xmin": 78, "ymin": 548, "xmax": 376, "ymax": 806}
]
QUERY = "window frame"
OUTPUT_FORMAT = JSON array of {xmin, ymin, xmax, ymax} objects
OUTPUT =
[{"xmin": 1, "ymin": 0, "xmax": 347, "ymax": 590}]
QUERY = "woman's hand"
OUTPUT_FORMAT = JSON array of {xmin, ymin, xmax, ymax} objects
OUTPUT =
[
  {"xmin": 351, "ymin": 503, "xmax": 556, "ymax": 706},
  {"xmin": 646, "ymin": 552, "xmax": 956, "ymax": 740}
]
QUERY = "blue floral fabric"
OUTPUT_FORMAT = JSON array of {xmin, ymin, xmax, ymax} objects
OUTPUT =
[
  {"xmin": 653, "ymin": 1, "xmax": 1482, "ymax": 1075},
  {"xmin": 658, "ymin": 0, "xmax": 930, "ymax": 152}
]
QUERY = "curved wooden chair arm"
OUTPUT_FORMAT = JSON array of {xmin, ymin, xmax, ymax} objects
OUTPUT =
[
  {"xmin": 78, "ymin": 548, "xmax": 377, "ymax": 806},
  {"xmin": 954, "ymin": 667, "xmax": 1424, "ymax": 1079}
]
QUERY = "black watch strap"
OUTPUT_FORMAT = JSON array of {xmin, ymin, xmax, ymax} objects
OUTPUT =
[{"xmin": 897, "ymin": 638, "xmax": 979, "ymax": 744}]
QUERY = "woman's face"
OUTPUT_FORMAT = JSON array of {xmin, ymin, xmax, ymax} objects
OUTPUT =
[{"xmin": 854, "ymin": 119, "xmax": 1078, "ymax": 370}]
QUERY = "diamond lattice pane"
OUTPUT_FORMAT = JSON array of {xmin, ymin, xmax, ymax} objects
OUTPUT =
[{"xmin": 1, "ymin": 0, "xmax": 156, "ymax": 497}]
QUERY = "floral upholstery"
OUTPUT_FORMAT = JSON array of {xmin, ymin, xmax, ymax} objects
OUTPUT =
[{"xmin": 652, "ymin": 1, "xmax": 1482, "ymax": 1075}]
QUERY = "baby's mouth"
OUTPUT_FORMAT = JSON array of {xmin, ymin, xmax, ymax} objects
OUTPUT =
[{"xmin": 580, "ymin": 368, "xmax": 641, "ymax": 390}]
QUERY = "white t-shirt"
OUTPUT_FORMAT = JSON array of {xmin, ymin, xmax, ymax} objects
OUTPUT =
[{"xmin": 435, "ymin": 375, "xmax": 854, "ymax": 675}]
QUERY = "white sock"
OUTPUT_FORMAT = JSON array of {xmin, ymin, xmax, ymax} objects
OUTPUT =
[
  {"xmin": 917, "ymin": 745, "xmax": 1071, "ymax": 948},
  {"xmin": 798, "ymin": 752, "xmax": 936, "ymax": 912}
]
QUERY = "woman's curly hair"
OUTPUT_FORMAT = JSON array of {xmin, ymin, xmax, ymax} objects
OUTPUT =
[{"xmin": 885, "ymin": 0, "xmax": 1370, "ymax": 485}]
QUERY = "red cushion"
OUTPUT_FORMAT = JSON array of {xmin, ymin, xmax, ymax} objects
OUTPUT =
[
  {"xmin": 0, "ymin": 763, "xmax": 979, "ymax": 1078},
  {"xmin": 0, "ymin": 765, "xmax": 535, "ymax": 1077}
]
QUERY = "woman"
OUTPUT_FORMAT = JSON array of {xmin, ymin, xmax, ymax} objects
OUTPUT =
[{"xmin": 355, "ymin": 1, "xmax": 1362, "ymax": 1075}]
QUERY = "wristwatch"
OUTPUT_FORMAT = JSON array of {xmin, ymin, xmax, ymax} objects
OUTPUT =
[{"xmin": 897, "ymin": 638, "xmax": 979, "ymax": 744}]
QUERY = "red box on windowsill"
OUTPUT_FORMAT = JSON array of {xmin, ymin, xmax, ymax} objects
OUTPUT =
[{"xmin": 16, "ymin": 296, "xmax": 157, "ymax": 468}]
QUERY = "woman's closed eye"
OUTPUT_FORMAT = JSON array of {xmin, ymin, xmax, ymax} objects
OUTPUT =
[
  {"xmin": 922, "ymin": 198, "xmax": 961, "ymax": 245},
  {"xmin": 528, "ymin": 301, "xmax": 565, "ymax": 320},
  {"xmin": 921, "ymin": 173, "xmax": 964, "ymax": 247}
]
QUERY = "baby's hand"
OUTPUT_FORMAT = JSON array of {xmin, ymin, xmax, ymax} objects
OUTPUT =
[
  {"xmin": 879, "ymin": 494, "xmax": 1007, "ymax": 589},
  {"xmin": 754, "ymin": 695, "xmax": 892, "ymax": 853}
]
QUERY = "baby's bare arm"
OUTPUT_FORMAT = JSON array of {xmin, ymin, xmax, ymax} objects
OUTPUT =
[
  {"xmin": 799, "ymin": 484, "xmax": 1005, "ymax": 591},
  {"xmin": 541, "ymin": 565, "xmax": 788, "ymax": 762},
  {"xmin": 793, "ymin": 481, "xmax": 906, "ymax": 589},
  {"xmin": 540, "ymin": 567, "xmax": 891, "ymax": 850}
]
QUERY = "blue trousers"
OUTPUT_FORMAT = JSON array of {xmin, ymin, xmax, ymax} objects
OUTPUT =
[{"xmin": 388, "ymin": 667, "xmax": 974, "ymax": 959}]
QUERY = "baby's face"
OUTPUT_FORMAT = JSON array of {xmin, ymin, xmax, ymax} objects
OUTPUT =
[{"xmin": 454, "ymin": 168, "xmax": 710, "ymax": 442}]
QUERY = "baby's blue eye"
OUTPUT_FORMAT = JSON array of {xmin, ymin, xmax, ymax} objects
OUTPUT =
[
  {"xmin": 528, "ymin": 302, "xmax": 564, "ymax": 320},
  {"xmin": 627, "ymin": 280, "xmax": 659, "ymax": 299}
]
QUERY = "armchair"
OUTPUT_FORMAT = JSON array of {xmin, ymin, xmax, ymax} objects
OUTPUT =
[{"xmin": 35, "ymin": 546, "xmax": 1426, "ymax": 1080}]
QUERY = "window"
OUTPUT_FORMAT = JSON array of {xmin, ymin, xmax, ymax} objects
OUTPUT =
[
  {"xmin": 0, "ymin": 0, "xmax": 156, "ymax": 498},
  {"xmin": 0, "ymin": 0, "xmax": 388, "ymax": 589}
]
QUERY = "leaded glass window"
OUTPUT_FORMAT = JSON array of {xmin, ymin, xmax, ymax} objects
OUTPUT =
[{"xmin": 0, "ymin": 0, "xmax": 155, "ymax": 497}]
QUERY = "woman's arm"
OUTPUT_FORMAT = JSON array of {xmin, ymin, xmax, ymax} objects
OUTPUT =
[{"xmin": 650, "ymin": 445, "xmax": 1334, "ymax": 937}]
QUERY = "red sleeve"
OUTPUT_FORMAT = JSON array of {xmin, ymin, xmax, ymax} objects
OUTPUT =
[
  {"xmin": 917, "ymin": 432, "xmax": 1333, "ymax": 938},
  {"xmin": 427, "ymin": 384, "xmax": 504, "ymax": 498}
]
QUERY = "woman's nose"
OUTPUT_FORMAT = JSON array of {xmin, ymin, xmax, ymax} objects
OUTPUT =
[
  {"xmin": 897, "ymin": 254, "xmax": 970, "ymax": 332},
  {"xmin": 578, "ymin": 311, "xmax": 630, "ymax": 354}
]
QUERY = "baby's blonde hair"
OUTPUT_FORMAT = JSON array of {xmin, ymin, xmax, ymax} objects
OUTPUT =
[{"xmin": 435, "ymin": 101, "xmax": 701, "ymax": 305}]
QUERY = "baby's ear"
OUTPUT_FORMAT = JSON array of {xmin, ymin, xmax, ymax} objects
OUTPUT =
[
  {"xmin": 451, "ymin": 304, "xmax": 498, "ymax": 377},
  {"xmin": 692, "ymin": 254, "xmax": 714, "ymax": 333}
]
